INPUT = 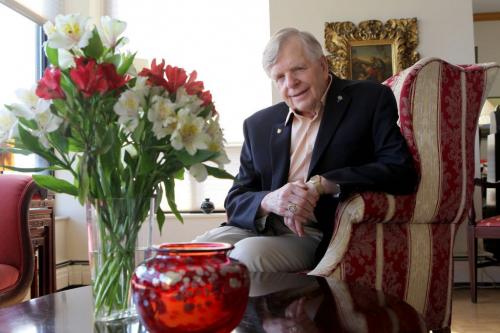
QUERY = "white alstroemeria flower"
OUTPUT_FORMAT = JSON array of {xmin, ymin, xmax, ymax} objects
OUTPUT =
[
  {"xmin": 148, "ymin": 95, "xmax": 178, "ymax": 139},
  {"xmin": 10, "ymin": 87, "xmax": 52, "ymax": 120},
  {"xmin": 189, "ymin": 163, "xmax": 208, "ymax": 182},
  {"xmin": 175, "ymin": 88, "xmax": 202, "ymax": 115},
  {"xmin": 45, "ymin": 14, "xmax": 93, "ymax": 50},
  {"xmin": 114, "ymin": 90, "xmax": 142, "ymax": 132},
  {"xmin": 35, "ymin": 110, "xmax": 63, "ymax": 133},
  {"xmin": 206, "ymin": 118, "xmax": 224, "ymax": 144},
  {"xmin": 213, "ymin": 150, "xmax": 230, "ymax": 169},
  {"xmin": 30, "ymin": 109, "xmax": 63, "ymax": 148},
  {"xmin": 131, "ymin": 76, "xmax": 150, "ymax": 106},
  {"xmin": 205, "ymin": 117, "xmax": 228, "ymax": 166},
  {"xmin": 98, "ymin": 16, "xmax": 127, "ymax": 48},
  {"xmin": 58, "ymin": 49, "xmax": 75, "ymax": 69},
  {"xmin": 43, "ymin": 21, "xmax": 57, "ymax": 39},
  {"xmin": 10, "ymin": 87, "xmax": 62, "ymax": 146},
  {"xmin": 0, "ymin": 107, "xmax": 17, "ymax": 143},
  {"xmin": 171, "ymin": 108, "xmax": 209, "ymax": 155},
  {"xmin": 15, "ymin": 87, "xmax": 38, "ymax": 110}
]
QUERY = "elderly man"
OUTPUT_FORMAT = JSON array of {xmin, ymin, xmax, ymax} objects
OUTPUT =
[{"xmin": 195, "ymin": 28, "xmax": 417, "ymax": 272}]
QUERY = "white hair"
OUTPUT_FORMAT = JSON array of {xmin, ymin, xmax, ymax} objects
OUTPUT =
[{"xmin": 262, "ymin": 28, "xmax": 325, "ymax": 76}]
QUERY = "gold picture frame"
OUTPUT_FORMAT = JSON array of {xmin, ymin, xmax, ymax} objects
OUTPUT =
[{"xmin": 325, "ymin": 18, "xmax": 420, "ymax": 82}]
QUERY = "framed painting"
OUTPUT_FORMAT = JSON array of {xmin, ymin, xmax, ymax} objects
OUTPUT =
[{"xmin": 325, "ymin": 18, "xmax": 420, "ymax": 82}]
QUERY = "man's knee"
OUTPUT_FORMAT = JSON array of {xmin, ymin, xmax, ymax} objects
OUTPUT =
[
  {"xmin": 229, "ymin": 235, "xmax": 319, "ymax": 273},
  {"xmin": 230, "ymin": 238, "xmax": 275, "ymax": 272},
  {"xmin": 193, "ymin": 225, "xmax": 253, "ymax": 244}
]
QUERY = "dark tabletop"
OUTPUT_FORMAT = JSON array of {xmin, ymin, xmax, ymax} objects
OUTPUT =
[{"xmin": 0, "ymin": 272, "xmax": 426, "ymax": 333}]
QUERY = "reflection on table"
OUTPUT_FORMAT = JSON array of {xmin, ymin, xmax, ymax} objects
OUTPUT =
[
  {"xmin": 0, "ymin": 272, "xmax": 426, "ymax": 333},
  {"xmin": 237, "ymin": 272, "xmax": 426, "ymax": 333}
]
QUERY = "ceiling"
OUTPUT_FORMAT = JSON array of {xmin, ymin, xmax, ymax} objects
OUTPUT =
[{"xmin": 473, "ymin": 0, "xmax": 500, "ymax": 13}]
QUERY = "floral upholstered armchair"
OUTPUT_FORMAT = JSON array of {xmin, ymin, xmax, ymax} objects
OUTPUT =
[
  {"xmin": 309, "ymin": 57, "xmax": 500, "ymax": 332},
  {"xmin": 0, "ymin": 175, "xmax": 38, "ymax": 307}
]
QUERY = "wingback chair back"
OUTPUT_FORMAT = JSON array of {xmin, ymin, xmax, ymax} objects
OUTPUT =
[
  {"xmin": 0, "ymin": 174, "xmax": 37, "ymax": 307},
  {"xmin": 310, "ymin": 57, "xmax": 499, "ymax": 331}
]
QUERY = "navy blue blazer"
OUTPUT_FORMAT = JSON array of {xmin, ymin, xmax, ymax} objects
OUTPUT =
[{"xmin": 224, "ymin": 75, "xmax": 417, "ymax": 261}]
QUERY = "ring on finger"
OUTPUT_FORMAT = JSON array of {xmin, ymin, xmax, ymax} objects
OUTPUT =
[{"xmin": 287, "ymin": 203, "xmax": 298, "ymax": 214}]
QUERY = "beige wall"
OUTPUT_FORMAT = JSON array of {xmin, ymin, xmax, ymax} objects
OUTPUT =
[
  {"xmin": 269, "ymin": 0, "xmax": 475, "ymax": 102},
  {"xmin": 57, "ymin": 0, "xmax": 479, "ymax": 269},
  {"xmin": 475, "ymin": 20, "xmax": 500, "ymax": 97}
]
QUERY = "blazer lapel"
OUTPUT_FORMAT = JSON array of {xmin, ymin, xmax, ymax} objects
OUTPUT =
[
  {"xmin": 308, "ymin": 75, "xmax": 351, "ymax": 177},
  {"xmin": 270, "ymin": 111, "xmax": 292, "ymax": 190}
]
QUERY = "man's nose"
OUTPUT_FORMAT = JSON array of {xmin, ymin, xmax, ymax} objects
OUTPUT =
[{"xmin": 284, "ymin": 73, "xmax": 299, "ymax": 89}]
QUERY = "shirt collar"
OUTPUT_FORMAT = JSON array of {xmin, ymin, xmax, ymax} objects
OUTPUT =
[{"xmin": 285, "ymin": 74, "xmax": 333, "ymax": 125}]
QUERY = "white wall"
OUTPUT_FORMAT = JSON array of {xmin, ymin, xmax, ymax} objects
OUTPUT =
[{"xmin": 475, "ymin": 20, "xmax": 500, "ymax": 97}]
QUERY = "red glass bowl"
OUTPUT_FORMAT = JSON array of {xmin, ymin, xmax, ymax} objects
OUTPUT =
[{"xmin": 132, "ymin": 242, "xmax": 250, "ymax": 333}]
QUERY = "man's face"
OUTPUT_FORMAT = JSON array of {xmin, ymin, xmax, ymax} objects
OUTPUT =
[{"xmin": 269, "ymin": 37, "xmax": 329, "ymax": 116}]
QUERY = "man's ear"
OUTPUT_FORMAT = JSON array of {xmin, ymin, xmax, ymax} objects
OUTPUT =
[{"xmin": 320, "ymin": 56, "xmax": 329, "ymax": 76}]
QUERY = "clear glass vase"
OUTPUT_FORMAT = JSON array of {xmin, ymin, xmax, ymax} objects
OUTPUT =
[{"xmin": 86, "ymin": 197, "xmax": 154, "ymax": 323}]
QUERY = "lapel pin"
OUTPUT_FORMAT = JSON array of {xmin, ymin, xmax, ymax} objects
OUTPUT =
[
  {"xmin": 277, "ymin": 128, "xmax": 282, "ymax": 134},
  {"xmin": 337, "ymin": 95, "xmax": 343, "ymax": 103}
]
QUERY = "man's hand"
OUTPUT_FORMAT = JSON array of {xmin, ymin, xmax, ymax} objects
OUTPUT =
[
  {"xmin": 260, "ymin": 181, "xmax": 319, "ymax": 236},
  {"xmin": 262, "ymin": 297, "xmax": 319, "ymax": 333}
]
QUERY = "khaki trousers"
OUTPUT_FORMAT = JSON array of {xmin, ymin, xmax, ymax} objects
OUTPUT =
[{"xmin": 193, "ymin": 218, "xmax": 322, "ymax": 273}]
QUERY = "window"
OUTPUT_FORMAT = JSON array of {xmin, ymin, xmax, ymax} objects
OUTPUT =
[
  {"xmin": 0, "ymin": 3, "xmax": 41, "ymax": 172},
  {"xmin": 106, "ymin": 0, "xmax": 272, "ymax": 211},
  {"xmin": 0, "ymin": 0, "xmax": 62, "ymax": 174}
]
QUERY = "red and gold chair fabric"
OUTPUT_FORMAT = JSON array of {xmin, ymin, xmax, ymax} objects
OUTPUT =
[
  {"xmin": 310, "ymin": 57, "xmax": 500, "ymax": 331},
  {"xmin": 0, "ymin": 174, "xmax": 37, "ymax": 307}
]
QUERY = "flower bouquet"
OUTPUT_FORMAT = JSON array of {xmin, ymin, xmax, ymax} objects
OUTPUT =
[{"xmin": 0, "ymin": 14, "xmax": 232, "ymax": 321}]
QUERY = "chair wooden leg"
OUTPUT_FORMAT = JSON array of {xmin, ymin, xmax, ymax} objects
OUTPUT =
[
  {"xmin": 467, "ymin": 224, "xmax": 478, "ymax": 303},
  {"xmin": 432, "ymin": 327, "xmax": 451, "ymax": 333}
]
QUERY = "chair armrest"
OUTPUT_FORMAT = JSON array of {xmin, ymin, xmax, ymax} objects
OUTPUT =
[
  {"xmin": 474, "ymin": 177, "xmax": 500, "ymax": 189},
  {"xmin": 309, "ymin": 191, "xmax": 416, "ymax": 276}
]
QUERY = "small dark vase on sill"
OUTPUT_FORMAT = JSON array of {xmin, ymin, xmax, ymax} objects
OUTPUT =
[
  {"xmin": 131, "ymin": 242, "xmax": 250, "ymax": 333},
  {"xmin": 200, "ymin": 198, "xmax": 215, "ymax": 214}
]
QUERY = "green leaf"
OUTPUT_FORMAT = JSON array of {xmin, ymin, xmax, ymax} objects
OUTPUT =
[
  {"xmin": 48, "ymin": 130, "xmax": 69, "ymax": 155},
  {"xmin": 68, "ymin": 137, "xmax": 85, "ymax": 152},
  {"xmin": 137, "ymin": 150, "xmax": 155, "ymax": 176},
  {"xmin": 156, "ymin": 207, "xmax": 165, "ymax": 234},
  {"xmin": 131, "ymin": 119, "xmax": 145, "ymax": 143},
  {"xmin": 123, "ymin": 149, "xmax": 137, "ymax": 169},
  {"xmin": 0, "ymin": 146, "xmax": 32, "ymax": 155},
  {"xmin": 18, "ymin": 117, "xmax": 38, "ymax": 130},
  {"xmin": 173, "ymin": 168, "xmax": 185, "ymax": 180},
  {"xmin": 117, "ymin": 52, "xmax": 137, "ymax": 76},
  {"xmin": 205, "ymin": 165, "xmax": 235, "ymax": 180},
  {"xmin": 77, "ymin": 157, "xmax": 89, "ymax": 203},
  {"xmin": 2, "ymin": 165, "xmax": 61, "ymax": 173},
  {"xmin": 197, "ymin": 106, "xmax": 212, "ymax": 119},
  {"xmin": 17, "ymin": 126, "xmax": 60, "ymax": 165},
  {"xmin": 175, "ymin": 149, "xmax": 217, "ymax": 167},
  {"xmin": 32, "ymin": 174, "xmax": 78, "ymax": 196},
  {"xmin": 45, "ymin": 46, "xmax": 59, "ymax": 66},
  {"xmin": 164, "ymin": 179, "xmax": 183, "ymax": 224},
  {"xmin": 51, "ymin": 99, "xmax": 66, "ymax": 113},
  {"xmin": 83, "ymin": 29, "xmax": 104, "ymax": 59}
]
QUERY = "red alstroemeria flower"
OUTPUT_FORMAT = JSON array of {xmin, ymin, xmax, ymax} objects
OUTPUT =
[
  {"xmin": 164, "ymin": 65, "xmax": 187, "ymax": 94},
  {"xmin": 200, "ymin": 90, "xmax": 217, "ymax": 116},
  {"xmin": 36, "ymin": 67, "xmax": 65, "ymax": 100},
  {"xmin": 138, "ymin": 59, "xmax": 167, "ymax": 87},
  {"xmin": 184, "ymin": 71, "xmax": 204, "ymax": 95},
  {"xmin": 70, "ymin": 57, "xmax": 109, "ymax": 97},
  {"xmin": 100, "ymin": 63, "xmax": 128, "ymax": 90},
  {"xmin": 200, "ymin": 90, "xmax": 213, "ymax": 106}
]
